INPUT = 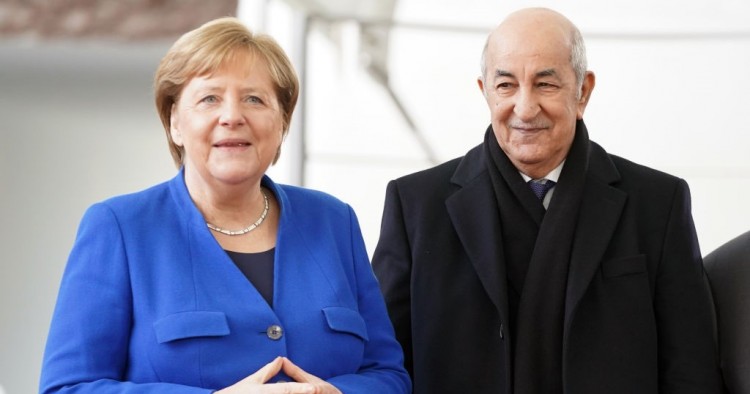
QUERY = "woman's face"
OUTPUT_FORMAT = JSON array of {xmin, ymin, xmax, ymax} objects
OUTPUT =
[{"xmin": 170, "ymin": 53, "xmax": 283, "ymax": 189}]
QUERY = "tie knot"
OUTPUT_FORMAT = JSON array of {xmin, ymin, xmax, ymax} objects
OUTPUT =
[{"xmin": 528, "ymin": 179, "xmax": 556, "ymax": 201}]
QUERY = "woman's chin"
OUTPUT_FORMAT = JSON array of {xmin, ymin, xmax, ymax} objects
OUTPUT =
[{"xmin": 206, "ymin": 165, "xmax": 260, "ymax": 185}]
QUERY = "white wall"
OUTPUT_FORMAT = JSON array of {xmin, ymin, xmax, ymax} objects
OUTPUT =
[
  {"xmin": 296, "ymin": 0, "xmax": 750, "ymax": 256},
  {"xmin": 2, "ymin": 0, "xmax": 749, "ymax": 392},
  {"xmin": 0, "ymin": 41, "xmax": 175, "ymax": 393}
]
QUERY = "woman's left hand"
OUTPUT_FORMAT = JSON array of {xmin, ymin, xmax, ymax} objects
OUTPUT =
[{"xmin": 282, "ymin": 357, "xmax": 342, "ymax": 394}]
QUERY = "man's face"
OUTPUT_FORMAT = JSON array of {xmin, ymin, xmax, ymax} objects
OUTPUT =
[{"xmin": 479, "ymin": 18, "xmax": 593, "ymax": 178}]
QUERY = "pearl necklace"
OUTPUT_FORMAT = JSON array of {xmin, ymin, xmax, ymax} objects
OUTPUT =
[{"xmin": 206, "ymin": 190, "xmax": 269, "ymax": 236}]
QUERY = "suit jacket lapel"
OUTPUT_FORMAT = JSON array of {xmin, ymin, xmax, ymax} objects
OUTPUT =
[
  {"xmin": 446, "ymin": 146, "xmax": 510, "ymax": 324},
  {"xmin": 169, "ymin": 170, "xmax": 277, "ymax": 318},
  {"xmin": 564, "ymin": 143, "xmax": 627, "ymax": 327}
]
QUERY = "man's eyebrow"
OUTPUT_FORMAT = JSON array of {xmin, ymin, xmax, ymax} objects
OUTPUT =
[
  {"xmin": 537, "ymin": 69, "xmax": 558, "ymax": 78},
  {"xmin": 494, "ymin": 69, "xmax": 514, "ymax": 78},
  {"xmin": 493, "ymin": 69, "xmax": 559, "ymax": 78}
]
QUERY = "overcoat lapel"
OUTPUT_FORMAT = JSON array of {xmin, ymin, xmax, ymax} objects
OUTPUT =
[
  {"xmin": 446, "ymin": 147, "xmax": 510, "ymax": 326},
  {"xmin": 563, "ymin": 144, "xmax": 627, "ymax": 328}
]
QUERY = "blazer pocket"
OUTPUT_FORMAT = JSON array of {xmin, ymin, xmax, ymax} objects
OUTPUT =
[
  {"xmin": 153, "ymin": 311, "xmax": 230, "ymax": 344},
  {"xmin": 601, "ymin": 254, "xmax": 647, "ymax": 278},
  {"xmin": 322, "ymin": 307, "xmax": 369, "ymax": 341}
]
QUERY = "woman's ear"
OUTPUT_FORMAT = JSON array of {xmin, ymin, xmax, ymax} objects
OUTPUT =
[{"xmin": 169, "ymin": 104, "xmax": 182, "ymax": 146}]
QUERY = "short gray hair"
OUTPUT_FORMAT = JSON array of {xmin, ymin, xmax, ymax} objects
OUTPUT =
[
  {"xmin": 570, "ymin": 26, "xmax": 587, "ymax": 90},
  {"xmin": 480, "ymin": 25, "xmax": 588, "ymax": 91}
]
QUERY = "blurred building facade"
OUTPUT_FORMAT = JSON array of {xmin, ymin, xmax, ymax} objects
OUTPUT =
[{"xmin": 1, "ymin": 1, "xmax": 750, "ymax": 392}]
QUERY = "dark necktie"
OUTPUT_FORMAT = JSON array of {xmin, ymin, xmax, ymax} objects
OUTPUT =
[{"xmin": 528, "ymin": 179, "xmax": 556, "ymax": 201}]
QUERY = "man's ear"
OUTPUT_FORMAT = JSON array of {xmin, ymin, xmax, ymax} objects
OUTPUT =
[
  {"xmin": 477, "ymin": 77, "xmax": 486, "ymax": 95},
  {"xmin": 577, "ymin": 71, "xmax": 596, "ymax": 119}
]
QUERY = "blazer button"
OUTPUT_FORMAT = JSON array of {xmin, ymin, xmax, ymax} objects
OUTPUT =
[
  {"xmin": 499, "ymin": 324, "xmax": 504, "ymax": 340},
  {"xmin": 267, "ymin": 325, "xmax": 283, "ymax": 340}
]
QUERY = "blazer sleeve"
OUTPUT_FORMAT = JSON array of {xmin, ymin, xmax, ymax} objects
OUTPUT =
[
  {"xmin": 654, "ymin": 179, "xmax": 723, "ymax": 393},
  {"xmin": 325, "ymin": 203, "xmax": 411, "ymax": 394},
  {"xmin": 370, "ymin": 180, "xmax": 414, "ymax": 377},
  {"xmin": 39, "ymin": 203, "xmax": 211, "ymax": 394}
]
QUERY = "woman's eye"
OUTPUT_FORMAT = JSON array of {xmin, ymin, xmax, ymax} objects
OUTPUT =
[
  {"xmin": 245, "ymin": 96, "xmax": 263, "ymax": 104},
  {"xmin": 200, "ymin": 95, "xmax": 218, "ymax": 104}
]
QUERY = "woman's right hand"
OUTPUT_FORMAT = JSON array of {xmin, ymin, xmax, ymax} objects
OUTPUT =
[{"xmin": 214, "ymin": 357, "xmax": 317, "ymax": 394}]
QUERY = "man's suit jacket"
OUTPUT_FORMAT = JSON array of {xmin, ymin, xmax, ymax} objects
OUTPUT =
[
  {"xmin": 704, "ymin": 230, "xmax": 750, "ymax": 393},
  {"xmin": 372, "ymin": 138, "xmax": 721, "ymax": 394},
  {"xmin": 40, "ymin": 170, "xmax": 410, "ymax": 393}
]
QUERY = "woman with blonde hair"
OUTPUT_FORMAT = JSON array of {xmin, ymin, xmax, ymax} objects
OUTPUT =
[{"xmin": 40, "ymin": 17, "xmax": 410, "ymax": 394}]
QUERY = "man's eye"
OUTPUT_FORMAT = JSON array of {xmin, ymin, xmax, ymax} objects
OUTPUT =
[{"xmin": 496, "ymin": 82, "xmax": 514, "ymax": 89}]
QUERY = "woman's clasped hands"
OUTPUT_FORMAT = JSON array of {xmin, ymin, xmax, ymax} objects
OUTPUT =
[{"xmin": 216, "ymin": 357, "xmax": 342, "ymax": 394}]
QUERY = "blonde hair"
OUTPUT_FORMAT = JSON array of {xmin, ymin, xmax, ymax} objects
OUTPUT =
[{"xmin": 154, "ymin": 17, "xmax": 299, "ymax": 167}]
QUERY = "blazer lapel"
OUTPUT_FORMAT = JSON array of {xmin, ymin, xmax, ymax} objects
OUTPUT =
[
  {"xmin": 446, "ymin": 146, "xmax": 510, "ymax": 323},
  {"xmin": 564, "ymin": 144, "xmax": 627, "ymax": 327},
  {"xmin": 169, "ymin": 170, "xmax": 277, "ymax": 317}
]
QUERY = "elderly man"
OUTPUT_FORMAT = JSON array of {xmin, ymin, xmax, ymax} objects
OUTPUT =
[{"xmin": 372, "ymin": 7, "xmax": 721, "ymax": 394}]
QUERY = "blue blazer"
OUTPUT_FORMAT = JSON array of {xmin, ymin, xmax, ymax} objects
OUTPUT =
[{"xmin": 40, "ymin": 171, "xmax": 410, "ymax": 393}]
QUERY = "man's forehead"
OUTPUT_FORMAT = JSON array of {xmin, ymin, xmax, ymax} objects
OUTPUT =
[
  {"xmin": 486, "ymin": 39, "xmax": 573, "ymax": 71},
  {"xmin": 489, "ymin": 33, "xmax": 570, "ymax": 57}
]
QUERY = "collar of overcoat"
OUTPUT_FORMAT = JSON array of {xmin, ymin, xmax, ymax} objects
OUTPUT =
[{"xmin": 445, "ymin": 127, "xmax": 628, "ymax": 338}]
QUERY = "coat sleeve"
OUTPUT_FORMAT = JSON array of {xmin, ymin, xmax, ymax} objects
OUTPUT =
[
  {"xmin": 704, "ymin": 230, "xmax": 750, "ymax": 393},
  {"xmin": 655, "ymin": 179, "xmax": 723, "ymax": 393},
  {"xmin": 39, "ymin": 203, "xmax": 211, "ymax": 394},
  {"xmin": 370, "ymin": 180, "xmax": 414, "ymax": 378},
  {"xmin": 325, "ymin": 203, "xmax": 412, "ymax": 394}
]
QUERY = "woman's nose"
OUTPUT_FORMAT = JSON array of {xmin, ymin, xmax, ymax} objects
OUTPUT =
[{"xmin": 219, "ymin": 101, "xmax": 245, "ymax": 127}]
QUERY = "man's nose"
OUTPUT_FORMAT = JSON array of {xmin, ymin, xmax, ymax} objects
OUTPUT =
[{"xmin": 513, "ymin": 89, "xmax": 541, "ymax": 121}]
